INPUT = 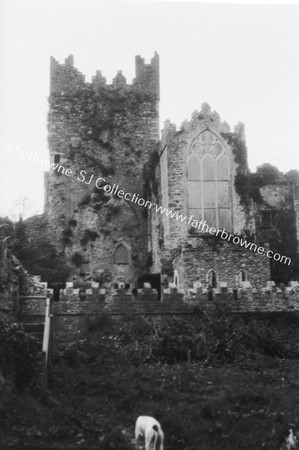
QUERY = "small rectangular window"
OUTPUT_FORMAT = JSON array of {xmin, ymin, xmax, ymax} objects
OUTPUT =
[
  {"xmin": 79, "ymin": 290, "xmax": 86, "ymax": 301},
  {"xmin": 262, "ymin": 211, "xmax": 277, "ymax": 228},
  {"xmin": 54, "ymin": 154, "xmax": 60, "ymax": 164}
]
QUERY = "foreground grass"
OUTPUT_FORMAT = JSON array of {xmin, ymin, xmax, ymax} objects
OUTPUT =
[{"xmin": 1, "ymin": 314, "xmax": 299, "ymax": 449}]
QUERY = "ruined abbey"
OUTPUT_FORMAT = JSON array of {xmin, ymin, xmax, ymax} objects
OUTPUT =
[{"xmin": 45, "ymin": 53, "xmax": 299, "ymax": 306}]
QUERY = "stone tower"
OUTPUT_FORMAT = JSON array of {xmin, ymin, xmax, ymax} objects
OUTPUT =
[{"xmin": 46, "ymin": 53, "xmax": 159, "ymax": 289}]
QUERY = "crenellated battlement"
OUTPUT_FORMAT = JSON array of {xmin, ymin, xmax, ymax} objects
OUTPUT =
[
  {"xmin": 112, "ymin": 70, "xmax": 127, "ymax": 88},
  {"xmin": 180, "ymin": 102, "xmax": 231, "ymax": 135},
  {"xmin": 134, "ymin": 52, "xmax": 160, "ymax": 99},
  {"xmin": 161, "ymin": 102, "xmax": 233, "ymax": 147},
  {"xmin": 50, "ymin": 55, "xmax": 86, "ymax": 95},
  {"xmin": 50, "ymin": 53, "xmax": 159, "ymax": 98},
  {"xmin": 91, "ymin": 70, "xmax": 107, "ymax": 87}
]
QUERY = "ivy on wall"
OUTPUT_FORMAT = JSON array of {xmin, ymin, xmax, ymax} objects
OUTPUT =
[
  {"xmin": 221, "ymin": 132, "xmax": 284, "ymax": 208},
  {"xmin": 221, "ymin": 132, "xmax": 299, "ymax": 284},
  {"xmin": 11, "ymin": 216, "xmax": 71, "ymax": 283},
  {"xmin": 71, "ymin": 252, "xmax": 83, "ymax": 268},
  {"xmin": 143, "ymin": 147, "xmax": 160, "ymax": 200},
  {"xmin": 80, "ymin": 229, "xmax": 99, "ymax": 247},
  {"xmin": 268, "ymin": 208, "xmax": 298, "ymax": 284}
]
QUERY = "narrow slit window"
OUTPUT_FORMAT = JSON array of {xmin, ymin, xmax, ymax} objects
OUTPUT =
[{"xmin": 207, "ymin": 269, "xmax": 217, "ymax": 288}]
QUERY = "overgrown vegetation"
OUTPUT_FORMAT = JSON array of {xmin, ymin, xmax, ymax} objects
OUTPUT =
[
  {"xmin": 221, "ymin": 131, "xmax": 248, "ymax": 169},
  {"xmin": 1, "ymin": 310, "xmax": 299, "ymax": 448},
  {"xmin": 143, "ymin": 147, "xmax": 160, "ymax": 199},
  {"xmin": 8, "ymin": 216, "xmax": 71, "ymax": 283},
  {"xmin": 77, "ymin": 85, "xmax": 156, "ymax": 143},
  {"xmin": 265, "ymin": 207, "xmax": 299, "ymax": 284},
  {"xmin": 76, "ymin": 151, "xmax": 116, "ymax": 177},
  {"xmin": 64, "ymin": 84, "xmax": 156, "ymax": 185},
  {"xmin": 78, "ymin": 186, "xmax": 111, "ymax": 212},
  {"xmin": 0, "ymin": 314, "xmax": 39, "ymax": 392},
  {"xmin": 71, "ymin": 252, "xmax": 83, "ymax": 268},
  {"xmin": 80, "ymin": 229, "xmax": 99, "ymax": 247},
  {"xmin": 235, "ymin": 163, "xmax": 283, "ymax": 206},
  {"xmin": 68, "ymin": 218, "xmax": 77, "ymax": 228},
  {"xmin": 221, "ymin": 131, "xmax": 284, "ymax": 207},
  {"xmin": 221, "ymin": 132, "xmax": 298, "ymax": 283},
  {"xmin": 113, "ymin": 309, "xmax": 299, "ymax": 364}
]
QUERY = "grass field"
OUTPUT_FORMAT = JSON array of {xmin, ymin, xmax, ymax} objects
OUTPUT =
[{"xmin": 1, "ymin": 312, "xmax": 299, "ymax": 449}]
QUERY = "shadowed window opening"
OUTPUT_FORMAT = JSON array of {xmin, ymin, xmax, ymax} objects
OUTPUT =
[
  {"xmin": 207, "ymin": 269, "xmax": 217, "ymax": 288},
  {"xmin": 114, "ymin": 244, "xmax": 129, "ymax": 264}
]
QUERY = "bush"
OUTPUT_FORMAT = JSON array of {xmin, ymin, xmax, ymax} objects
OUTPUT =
[
  {"xmin": 118, "ymin": 316, "xmax": 154, "ymax": 344},
  {"xmin": 86, "ymin": 315, "xmax": 115, "ymax": 334},
  {"xmin": 71, "ymin": 252, "xmax": 83, "ymax": 267},
  {"xmin": 12, "ymin": 216, "xmax": 71, "ymax": 283},
  {"xmin": 0, "ymin": 316, "xmax": 39, "ymax": 391},
  {"xmin": 240, "ymin": 318, "xmax": 299, "ymax": 359},
  {"xmin": 98, "ymin": 427, "xmax": 132, "ymax": 450},
  {"xmin": 151, "ymin": 317, "xmax": 204, "ymax": 363},
  {"xmin": 111, "ymin": 309, "xmax": 299, "ymax": 365}
]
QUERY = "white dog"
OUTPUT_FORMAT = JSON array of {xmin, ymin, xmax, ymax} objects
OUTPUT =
[{"xmin": 135, "ymin": 416, "xmax": 164, "ymax": 450}]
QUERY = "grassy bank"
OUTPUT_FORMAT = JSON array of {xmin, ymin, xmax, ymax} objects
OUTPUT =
[{"xmin": 1, "ymin": 311, "xmax": 299, "ymax": 449}]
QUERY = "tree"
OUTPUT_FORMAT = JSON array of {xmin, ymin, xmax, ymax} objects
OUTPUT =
[
  {"xmin": 254, "ymin": 163, "xmax": 282, "ymax": 186},
  {"xmin": 12, "ymin": 215, "xmax": 71, "ymax": 283},
  {"xmin": 284, "ymin": 169, "xmax": 299, "ymax": 185},
  {"xmin": 9, "ymin": 196, "xmax": 37, "ymax": 222}
]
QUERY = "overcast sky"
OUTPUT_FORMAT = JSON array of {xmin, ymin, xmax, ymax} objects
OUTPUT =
[{"xmin": 1, "ymin": 0, "xmax": 299, "ymax": 219}]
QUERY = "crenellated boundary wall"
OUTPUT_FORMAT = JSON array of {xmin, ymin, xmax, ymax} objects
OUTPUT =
[{"xmin": 18, "ymin": 281, "xmax": 299, "ymax": 345}]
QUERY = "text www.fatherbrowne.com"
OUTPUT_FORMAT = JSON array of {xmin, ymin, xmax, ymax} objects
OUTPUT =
[
  {"xmin": 154, "ymin": 205, "xmax": 291, "ymax": 266},
  {"xmin": 75, "ymin": 170, "xmax": 290, "ymax": 267}
]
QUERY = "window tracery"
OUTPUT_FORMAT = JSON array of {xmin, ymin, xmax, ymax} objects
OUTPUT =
[{"xmin": 188, "ymin": 131, "xmax": 231, "ymax": 230}]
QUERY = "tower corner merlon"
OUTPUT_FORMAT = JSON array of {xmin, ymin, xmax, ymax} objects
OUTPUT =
[
  {"xmin": 49, "ymin": 55, "xmax": 85, "ymax": 96},
  {"xmin": 64, "ymin": 54, "xmax": 74, "ymax": 66},
  {"xmin": 134, "ymin": 52, "xmax": 160, "ymax": 100},
  {"xmin": 92, "ymin": 70, "xmax": 107, "ymax": 88},
  {"xmin": 112, "ymin": 70, "xmax": 127, "ymax": 88},
  {"xmin": 50, "ymin": 56, "xmax": 59, "ymax": 94}
]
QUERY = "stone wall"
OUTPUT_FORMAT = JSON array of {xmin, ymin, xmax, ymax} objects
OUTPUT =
[
  {"xmin": 17, "ymin": 281, "xmax": 299, "ymax": 345},
  {"xmin": 21, "ymin": 285, "xmax": 299, "ymax": 343},
  {"xmin": 174, "ymin": 239, "xmax": 270, "ymax": 292},
  {"xmin": 53, "ymin": 284, "xmax": 186, "ymax": 316},
  {"xmin": 19, "ymin": 296, "xmax": 47, "ymax": 316},
  {"xmin": 52, "ymin": 287, "xmax": 188, "ymax": 343},
  {"xmin": 187, "ymin": 284, "xmax": 299, "ymax": 313}
]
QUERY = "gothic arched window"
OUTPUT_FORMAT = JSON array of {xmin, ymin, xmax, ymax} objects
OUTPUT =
[
  {"xmin": 187, "ymin": 131, "xmax": 231, "ymax": 231},
  {"xmin": 174, "ymin": 270, "xmax": 179, "ymax": 289},
  {"xmin": 207, "ymin": 269, "xmax": 218, "ymax": 288},
  {"xmin": 114, "ymin": 244, "xmax": 129, "ymax": 264},
  {"xmin": 238, "ymin": 269, "xmax": 247, "ymax": 286}
]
